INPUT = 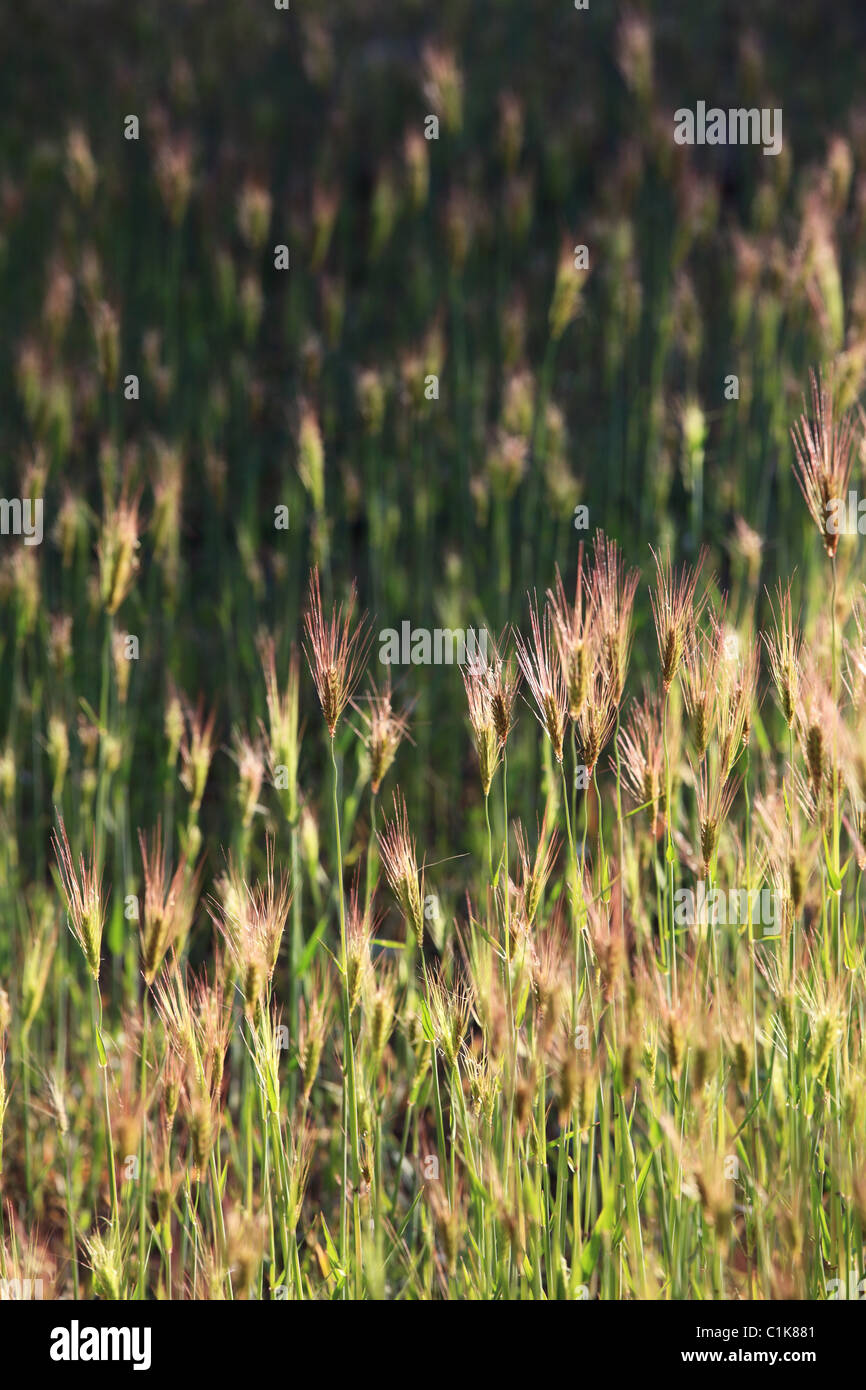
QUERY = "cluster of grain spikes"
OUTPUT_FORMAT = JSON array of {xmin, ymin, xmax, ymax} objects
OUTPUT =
[{"xmin": 3, "ymin": 384, "xmax": 866, "ymax": 1298}]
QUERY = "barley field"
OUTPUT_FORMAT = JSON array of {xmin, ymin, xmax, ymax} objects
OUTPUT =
[{"xmin": 2, "ymin": 0, "xmax": 866, "ymax": 1307}]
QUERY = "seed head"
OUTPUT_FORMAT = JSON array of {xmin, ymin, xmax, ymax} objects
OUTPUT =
[
  {"xmin": 84, "ymin": 1230, "xmax": 124, "ymax": 1301},
  {"xmin": 421, "ymin": 43, "xmax": 463, "ymax": 134},
  {"xmin": 462, "ymin": 660, "xmax": 499, "ymax": 796},
  {"xmin": 296, "ymin": 402, "xmax": 325, "ymax": 514},
  {"xmin": 229, "ymin": 727, "xmax": 265, "ymax": 830},
  {"xmin": 298, "ymin": 968, "xmax": 332, "ymax": 1100},
  {"xmin": 226, "ymin": 1205, "xmax": 267, "ymax": 1298},
  {"xmin": 649, "ymin": 546, "xmax": 707, "ymax": 691},
  {"xmin": 462, "ymin": 1044, "xmax": 500, "ymax": 1125},
  {"xmin": 179, "ymin": 697, "xmax": 217, "ymax": 816},
  {"xmin": 486, "ymin": 635, "xmax": 521, "ymax": 749},
  {"xmin": 52, "ymin": 818, "xmax": 105, "ymax": 982},
  {"xmin": 138, "ymin": 824, "xmax": 199, "ymax": 986},
  {"xmin": 97, "ymin": 483, "xmax": 141, "ymax": 615},
  {"xmin": 187, "ymin": 1081, "xmax": 214, "ymax": 1174},
  {"xmin": 462, "ymin": 636, "xmax": 518, "ymax": 792},
  {"xmin": 549, "ymin": 236, "xmax": 590, "ymax": 341},
  {"xmin": 575, "ymin": 666, "xmax": 617, "ymax": 778},
  {"xmin": 764, "ymin": 580, "xmax": 802, "ymax": 729},
  {"xmin": 515, "ymin": 594, "xmax": 567, "ymax": 763},
  {"xmin": 161, "ymin": 1049, "xmax": 184, "ymax": 1130},
  {"xmin": 211, "ymin": 842, "xmax": 291, "ymax": 1015},
  {"xmin": 154, "ymin": 134, "xmax": 193, "ymax": 226},
  {"xmin": 377, "ymin": 791, "xmax": 425, "ymax": 948},
  {"xmin": 47, "ymin": 714, "xmax": 69, "ymax": 800},
  {"xmin": 236, "ymin": 180, "xmax": 272, "ymax": 251},
  {"xmin": 680, "ymin": 613, "xmax": 725, "ymax": 758},
  {"xmin": 694, "ymin": 759, "xmax": 739, "ymax": 872},
  {"xmin": 352, "ymin": 675, "xmax": 413, "ymax": 795},
  {"xmin": 695, "ymin": 1158, "xmax": 733, "ymax": 1244},
  {"xmin": 65, "ymin": 126, "xmax": 97, "ymax": 203},
  {"xmin": 258, "ymin": 636, "xmax": 301, "ymax": 824},
  {"xmin": 153, "ymin": 960, "xmax": 197, "ymax": 1070},
  {"xmin": 192, "ymin": 976, "xmax": 232, "ymax": 1102},
  {"xmin": 663, "ymin": 1004, "xmax": 685, "ymax": 1079},
  {"xmin": 21, "ymin": 909, "xmax": 57, "ymax": 1037},
  {"xmin": 529, "ymin": 921, "xmax": 570, "ymax": 1043},
  {"xmin": 589, "ymin": 531, "xmax": 639, "ymax": 706},
  {"xmin": 617, "ymin": 685, "xmax": 665, "ymax": 834},
  {"xmin": 719, "ymin": 634, "xmax": 759, "ymax": 777},
  {"xmin": 514, "ymin": 815, "xmax": 559, "ymax": 926},
  {"xmin": 547, "ymin": 549, "xmax": 593, "ymax": 720},
  {"xmin": 303, "ymin": 567, "xmax": 371, "ymax": 738},
  {"xmin": 587, "ymin": 894, "xmax": 625, "ymax": 1003},
  {"xmin": 791, "ymin": 368, "xmax": 857, "ymax": 559},
  {"xmin": 345, "ymin": 883, "xmax": 373, "ymax": 1014},
  {"xmin": 92, "ymin": 300, "xmax": 120, "ymax": 389},
  {"xmin": 365, "ymin": 968, "xmax": 397, "ymax": 1073},
  {"xmin": 797, "ymin": 659, "xmax": 835, "ymax": 809},
  {"xmin": 46, "ymin": 1069, "xmax": 70, "ymax": 1141},
  {"xmin": 426, "ymin": 967, "xmax": 471, "ymax": 1070}
]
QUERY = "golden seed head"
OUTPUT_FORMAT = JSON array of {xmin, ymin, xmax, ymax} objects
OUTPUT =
[
  {"xmin": 811, "ymin": 1012, "xmax": 837, "ymax": 1077},
  {"xmin": 427, "ymin": 971, "xmax": 471, "ymax": 1071},
  {"xmin": 700, "ymin": 818, "xmax": 718, "ymax": 870},
  {"xmin": 477, "ymin": 721, "xmax": 498, "ymax": 796},
  {"xmin": 378, "ymin": 792, "xmax": 425, "ymax": 948},
  {"xmin": 806, "ymin": 723, "xmax": 824, "ymax": 797},
  {"xmin": 85, "ymin": 1233, "xmax": 123, "ymax": 1301},
  {"xmin": 303, "ymin": 568, "xmax": 371, "ymax": 738},
  {"xmin": 490, "ymin": 684, "xmax": 512, "ymax": 747},
  {"xmin": 53, "ymin": 819, "xmax": 105, "ymax": 983},
  {"xmin": 696, "ymin": 1168, "xmax": 733, "ymax": 1242},
  {"xmin": 693, "ymin": 699, "xmax": 710, "ymax": 758},
  {"xmin": 665, "ymin": 1011, "xmax": 684, "ymax": 1078},
  {"xmin": 566, "ymin": 644, "xmax": 590, "ymax": 720},
  {"xmin": 353, "ymin": 676, "xmax": 412, "ymax": 797},
  {"xmin": 300, "ymin": 998, "xmax": 327, "ymax": 1099},
  {"xmin": 661, "ymin": 628, "xmax": 678, "ymax": 689},
  {"xmin": 618, "ymin": 1038, "xmax": 635, "ymax": 1094},
  {"xmin": 98, "ymin": 487, "xmax": 141, "ymax": 615},
  {"xmin": 47, "ymin": 715, "xmax": 69, "ymax": 798},
  {"xmin": 189, "ymin": 1092, "xmax": 213, "ymax": 1172},
  {"xmin": 345, "ymin": 890, "xmax": 372, "ymax": 1013},
  {"xmin": 543, "ymin": 693, "xmax": 565, "ymax": 763}
]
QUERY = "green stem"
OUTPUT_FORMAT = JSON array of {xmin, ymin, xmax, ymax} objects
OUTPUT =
[
  {"xmin": 330, "ymin": 735, "xmax": 363, "ymax": 1296},
  {"xmin": 96, "ymin": 991, "xmax": 119, "ymax": 1229},
  {"xmin": 137, "ymin": 988, "xmax": 150, "ymax": 1297}
]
